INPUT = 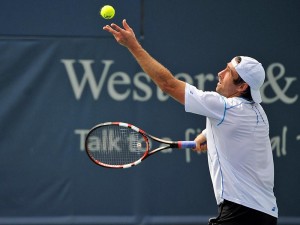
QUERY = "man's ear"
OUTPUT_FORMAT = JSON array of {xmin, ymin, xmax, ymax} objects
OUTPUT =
[{"xmin": 238, "ymin": 83, "xmax": 249, "ymax": 92}]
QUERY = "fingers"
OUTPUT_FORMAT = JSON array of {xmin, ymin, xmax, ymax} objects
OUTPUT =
[
  {"xmin": 111, "ymin": 23, "xmax": 123, "ymax": 32},
  {"xmin": 103, "ymin": 19, "xmax": 128, "ymax": 31},
  {"xmin": 102, "ymin": 19, "xmax": 135, "ymax": 48},
  {"xmin": 103, "ymin": 25, "xmax": 115, "ymax": 35},
  {"xmin": 192, "ymin": 142, "xmax": 207, "ymax": 153},
  {"xmin": 103, "ymin": 23, "xmax": 122, "ymax": 35},
  {"xmin": 122, "ymin": 19, "xmax": 131, "ymax": 30},
  {"xmin": 103, "ymin": 19, "xmax": 131, "ymax": 34}
]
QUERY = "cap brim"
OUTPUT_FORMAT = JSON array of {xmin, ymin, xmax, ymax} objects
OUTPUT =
[{"xmin": 251, "ymin": 88, "xmax": 262, "ymax": 103}]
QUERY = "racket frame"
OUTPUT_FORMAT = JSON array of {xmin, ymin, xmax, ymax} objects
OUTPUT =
[{"xmin": 85, "ymin": 122, "xmax": 195, "ymax": 169}]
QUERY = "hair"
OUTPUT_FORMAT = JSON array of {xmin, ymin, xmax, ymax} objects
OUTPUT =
[{"xmin": 232, "ymin": 56, "xmax": 253, "ymax": 102}]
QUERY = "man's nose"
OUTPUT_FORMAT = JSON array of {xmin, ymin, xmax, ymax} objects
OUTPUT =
[{"xmin": 217, "ymin": 71, "xmax": 223, "ymax": 79}]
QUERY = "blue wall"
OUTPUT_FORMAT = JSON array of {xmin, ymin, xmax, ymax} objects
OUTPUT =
[{"xmin": 0, "ymin": 0, "xmax": 299, "ymax": 224}]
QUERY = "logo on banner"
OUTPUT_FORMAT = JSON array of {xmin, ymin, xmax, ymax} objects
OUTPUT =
[
  {"xmin": 60, "ymin": 59, "xmax": 215, "ymax": 102},
  {"xmin": 261, "ymin": 63, "xmax": 298, "ymax": 104},
  {"xmin": 61, "ymin": 59, "xmax": 298, "ymax": 105}
]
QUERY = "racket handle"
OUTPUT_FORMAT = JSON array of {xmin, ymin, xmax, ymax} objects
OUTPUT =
[{"xmin": 178, "ymin": 141, "xmax": 196, "ymax": 149}]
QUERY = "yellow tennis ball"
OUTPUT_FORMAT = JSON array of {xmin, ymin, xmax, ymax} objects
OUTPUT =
[{"xmin": 100, "ymin": 5, "xmax": 115, "ymax": 19}]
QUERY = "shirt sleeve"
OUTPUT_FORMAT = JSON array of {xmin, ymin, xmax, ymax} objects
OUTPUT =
[
  {"xmin": 184, "ymin": 83, "xmax": 226, "ymax": 120},
  {"xmin": 201, "ymin": 129, "xmax": 207, "ymax": 138}
]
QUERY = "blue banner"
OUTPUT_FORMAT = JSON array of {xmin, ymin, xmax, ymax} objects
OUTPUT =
[{"xmin": 0, "ymin": 0, "xmax": 299, "ymax": 224}]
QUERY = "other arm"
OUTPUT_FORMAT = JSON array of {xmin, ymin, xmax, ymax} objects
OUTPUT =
[{"xmin": 193, "ymin": 131, "xmax": 207, "ymax": 152}]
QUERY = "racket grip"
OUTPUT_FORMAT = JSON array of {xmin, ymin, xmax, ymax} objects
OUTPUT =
[{"xmin": 178, "ymin": 141, "xmax": 196, "ymax": 149}]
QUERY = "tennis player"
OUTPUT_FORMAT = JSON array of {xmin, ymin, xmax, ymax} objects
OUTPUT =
[{"xmin": 103, "ymin": 19, "xmax": 278, "ymax": 225}]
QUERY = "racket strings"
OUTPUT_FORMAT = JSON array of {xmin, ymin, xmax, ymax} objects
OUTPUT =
[{"xmin": 86, "ymin": 126, "xmax": 148, "ymax": 166}]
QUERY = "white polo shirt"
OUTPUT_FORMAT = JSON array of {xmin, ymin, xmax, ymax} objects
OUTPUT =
[{"xmin": 185, "ymin": 83, "xmax": 278, "ymax": 218}]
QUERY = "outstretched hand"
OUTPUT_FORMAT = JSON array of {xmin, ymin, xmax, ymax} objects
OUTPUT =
[
  {"xmin": 103, "ymin": 18, "xmax": 186, "ymax": 104},
  {"xmin": 103, "ymin": 19, "xmax": 140, "ymax": 49}
]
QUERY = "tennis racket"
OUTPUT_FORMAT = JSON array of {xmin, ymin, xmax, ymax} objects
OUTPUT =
[{"xmin": 85, "ymin": 122, "xmax": 197, "ymax": 169}]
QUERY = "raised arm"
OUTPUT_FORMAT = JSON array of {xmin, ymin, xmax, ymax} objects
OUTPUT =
[{"xmin": 103, "ymin": 19, "xmax": 186, "ymax": 104}]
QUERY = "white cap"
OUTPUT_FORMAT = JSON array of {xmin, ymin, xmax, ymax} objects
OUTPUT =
[{"xmin": 231, "ymin": 56, "xmax": 265, "ymax": 103}]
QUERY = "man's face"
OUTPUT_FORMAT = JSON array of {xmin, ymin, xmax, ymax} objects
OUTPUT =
[{"xmin": 216, "ymin": 63, "xmax": 241, "ymax": 98}]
